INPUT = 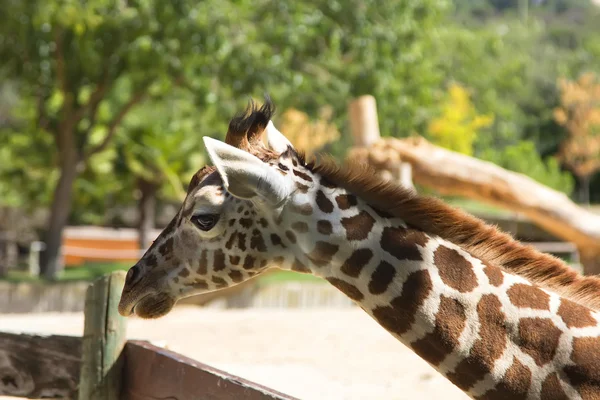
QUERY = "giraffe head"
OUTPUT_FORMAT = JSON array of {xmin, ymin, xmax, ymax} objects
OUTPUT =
[{"xmin": 118, "ymin": 100, "xmax": 323, "ymax": 318}]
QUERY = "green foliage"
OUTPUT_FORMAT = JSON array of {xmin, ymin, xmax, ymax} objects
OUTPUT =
[{"xmin": 481, "ymin": 141, "xmax": 575, "ymax": 193}]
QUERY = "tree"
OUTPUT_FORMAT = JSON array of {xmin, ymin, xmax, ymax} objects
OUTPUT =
[
  {"xmin": 0, "ymin": 0, "xmax": 228, "ymax": 278},
  {"xmin": 554, "ymin": 72, "xmax": 600, "ymax": 204},
  {"xmin": 427, "ymin": 83, "xmax": 494, "ymax": 155}
]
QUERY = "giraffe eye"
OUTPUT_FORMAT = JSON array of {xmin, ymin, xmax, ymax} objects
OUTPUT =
[{"xmin": 191, "ymin": 214, "xmax": 219, "ymax": 231}]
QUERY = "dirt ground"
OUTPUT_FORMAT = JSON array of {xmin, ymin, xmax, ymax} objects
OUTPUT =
[{"xmin": 1, "ymin": 306, "xmax": 467, "ymax": 400}]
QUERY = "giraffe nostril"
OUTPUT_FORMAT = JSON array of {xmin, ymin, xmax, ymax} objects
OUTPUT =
[{"xmin": 125, "ymin": 265, "xmax": 141, "ymax": 287}]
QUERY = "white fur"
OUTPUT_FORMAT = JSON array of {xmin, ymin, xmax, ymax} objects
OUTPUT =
[{"xmin": 265, "ymin": 121, "xmax": 294, "ymax": 153}]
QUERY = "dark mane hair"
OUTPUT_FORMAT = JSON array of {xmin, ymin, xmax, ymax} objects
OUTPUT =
[
  {"xmin": 311, "ymin": 157, "xmax": 600, "ymax": 310},
  {"xmin": 225, "ymin": 96, "xmax": 275, "ymax": 150}
]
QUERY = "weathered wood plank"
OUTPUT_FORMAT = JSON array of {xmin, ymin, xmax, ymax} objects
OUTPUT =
[
  {"xmin": 123, "ymin": 341, "xmax": 299, "ymax": 400},
  {"xmin": 78, "ymin": 271, "xmax": 128, "ymax": 400},
  {"xmin": 0, "ymin": 332, "xmax": 81, "ymax": 399}
]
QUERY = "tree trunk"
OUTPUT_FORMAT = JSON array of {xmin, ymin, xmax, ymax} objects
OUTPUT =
[
  {"xmin": 349, "ymin": 136, "xmax": 600, "ymax": 275},
  {"xmin": 40, "ymin": 158, "xmax": 79, "ymax": 280},
  {"xmin": 579, "ymin": 174, "xmax": 591, "ymax": 205},
  {"xmin": 137, "ymin": 179, "xmax": 158, "ymax": 253}
]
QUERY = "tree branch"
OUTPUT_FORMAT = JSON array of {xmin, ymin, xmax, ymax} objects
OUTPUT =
[{"xmin": 84, "ymin": 89, "xmax": 147, "ymax": 159}]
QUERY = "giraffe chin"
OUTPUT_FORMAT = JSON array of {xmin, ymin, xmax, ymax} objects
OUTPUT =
[{"xmin": 132, "ymin": 293, "xmax": 176, "ymax": 319}]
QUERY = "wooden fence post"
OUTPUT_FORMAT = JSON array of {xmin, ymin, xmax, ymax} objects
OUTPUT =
[
  {"xmin": 348, "ymin": 95, "xmax": 381, "ymax": 147},
  {"xmin": 78, "ymin": 271, "xmax": 128, "ymax": 400}
]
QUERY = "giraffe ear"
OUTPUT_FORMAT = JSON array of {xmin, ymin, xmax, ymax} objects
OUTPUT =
[
  {"xmin": 266, "ymin": 121, "xmax": 294, "ymax": 153},
  {"xmin": 203, "ymin": 137, "xmax": 291, "ymax": 204}
]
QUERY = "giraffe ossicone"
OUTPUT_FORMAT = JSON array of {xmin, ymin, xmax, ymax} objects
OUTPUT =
[{"xmin": 119, "ymin": 98, "xmax": 600, "ymax": 399}]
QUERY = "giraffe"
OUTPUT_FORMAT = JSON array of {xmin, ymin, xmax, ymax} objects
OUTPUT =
[{"xmin": 118, "ymin": 99, "xmax": 600, "ymax": 399}]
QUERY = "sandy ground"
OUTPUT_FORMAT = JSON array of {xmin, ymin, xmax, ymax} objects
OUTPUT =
[{"xmin": 1, "ymin": 306, "xmax": 467, "ymax": 400}]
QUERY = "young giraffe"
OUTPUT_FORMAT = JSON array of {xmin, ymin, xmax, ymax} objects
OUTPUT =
[{"xmin": 119, "ymin": 100, "xmax": 600, "ymax": 399}]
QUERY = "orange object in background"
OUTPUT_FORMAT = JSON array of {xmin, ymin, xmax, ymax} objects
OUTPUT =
[{"xmin": 62, "ymin": 227, "xmax": 161, "ymax": 267}]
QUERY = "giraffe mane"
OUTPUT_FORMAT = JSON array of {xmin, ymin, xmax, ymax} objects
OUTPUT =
[{"xmin": 310, "ymin": 156, "xmax": 600, "ymax": 311}]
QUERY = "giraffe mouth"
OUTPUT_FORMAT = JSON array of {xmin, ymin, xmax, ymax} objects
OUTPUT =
[{"xmin": 118, "ymin": 291, "xmax": 176, "ymax": 319}]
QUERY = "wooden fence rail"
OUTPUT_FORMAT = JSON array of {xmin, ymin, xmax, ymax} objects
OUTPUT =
[{"xmin": 0, "ymin": 272, "xmax": 296, "ymax": 400}]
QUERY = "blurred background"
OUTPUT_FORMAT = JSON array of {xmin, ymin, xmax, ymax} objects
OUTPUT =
[{"xmin": 0, "ymin": 1, "xmax": 599, "ymax": 399}]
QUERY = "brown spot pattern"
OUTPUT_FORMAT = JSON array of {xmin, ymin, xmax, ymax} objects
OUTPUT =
[
  {"xmin": 250, "ymin": 230, "xmax": 267, "ymax": 252},
  {"xmin": 285, "ymin": 231, "xmax": 297, "ymax": 244},
  {"xmin": 517, "ymin": 318, "xmax": 562, "ymax": 366},
  {"xmin": 341, "ymin": 211, "xmax": 375, "ymax": 241},
  {"xmin": 292, "ymin": 259, "xmax": 311, "ymax": 273},
  {"xmin": 197, "ymin": 250, "xmax": 207, "ymax": 275},
  {"xmin": 243, "ymin": 255, "xmax": 256, "ymax": 270},
  {"xmin": 159, "ymin": 237, "xmax": 174, "ymax": 257},
  {"xmin": 292, "ymin": 221, "xmax": 309, "ymax": 233},
  {"xmin": 335, "ymin": 194, "xmax": 357, "ymax": 210},
  {"xmin": 320, "ymin": 176, "xmax": 336, "ymax": 188},
  {"xmin": 258, "ymin": 218, "xmax": 269, "ymax": 228},
  {"xmin": 292, "ymin": 203, "xmax": 313, "ymax": 216},
  {"xmin": 340, "ymin": 249, "xmax": 374, "ymax": 278},
  {"xmin": 213, "ymin": 249, "xmax": 226, "ymax": 272},
  {"xmin": 236, "ymin": 233, "xmax": 247, "ymax": 251},
  {"xmin": 369, "ymin": 261, "xmax": 396, "ymax": 295},
  {"xmin": 146, "ymin": 254, "xmax": 158, "ymax": 268},
  {"xmin": 557, "ymin": 298, "xmax": 597, "ymax": 328},
  {"xmin": 307, "ymin": 241, "xmax": 339, "ymax": 267},
  {"xmin": 540, "ymin": 373, "xmax": 569, "ymax": 400},
  {"xmin": 316, "ymin": 190, "xmax": 334, "ymax": 213},
  {"xmin": 371, "ymin": 270, "xmax": 433, "ymax": 337},
  {"xmin": 411, "ymin": 296, "xmax": 466, "ymax": 366},
  {"xmin": 228, "ymin": 219, "xmax": 236, "ymax": 227},
  {"xmin": 483, "ymin": 263, "xmax": 504, "ymax": 287},
  {"xmin": 271, "ymin": 234, "xmax": 285, "ymax": 247},
  {"xmin": 296, "ymin": 183, "xmax": 309, "ymax": 193},
  {"xmin": 317, "ymin": 220, "xmax": 333, "ymax": 235},
  {"xmin": 448, "ymin": 294, "xmax": 508, "ymax": 391},
  {"xmin": 326, "ymin": 278, "xmax": 364, "ymax": 301},
  {"xmin": 507, "ymin": 283, "xmax": 550, "ymax": 310},
  {"xmin": 477, "ymin": 357, "xmax": 531, "ymax": 400},
  {"xmin": 187, "ymin": 280, "xmax": 208, "ymax": 290},
  {"xmin": 211, "ymin": 276, "xmax": 228, "ymax": 289},
  {"xmin": 239, "ymin": 218, "xmax": 253, "ymax": 228},
  {"xmin": 380, "ymin": 227, "xmax": 425, "ymax": 261},
  {"xmin": 178, "ymin": 268, "xmax": 190, "ymax": 278},
  {"xmin": 434, "ymin": 246, "xmax": 478, "ymax": 293},
  {"xmin": 229, "ymin": 255, "xmax": 240, "ymax": 265},
  {"xmin": 293, "ymin": 169, "xmax": 313, "ymax": 182},
  {"xmin": 563, "ymin": 337, "xmax": 600, "ymax": 399}
]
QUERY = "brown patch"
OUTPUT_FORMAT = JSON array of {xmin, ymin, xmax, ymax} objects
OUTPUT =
[
  {"xmin": 557, "ymin": 298, "xmax": 597, "ymax": 328},
  {"xmin": 292, "ymin": 221, "xmax": 309, "ymax": 233},
  {"xmin": 197, "ymin": 250, "xmax": 208, "ymax": 275},
  {"xmin": 213, "ymin": 249, "xmax": 226, "ymax": 272},
  {"xmin": 293, "ymin": 169, "xmax": 313, "ymax": 182},
  {"xmin": 434, "ymin": 245, "xmax": 478, "ymax": 293},
  {"xmin": 517, "ymin": 318, "xmax": 562, "ymax": 366},
  {"xmin": 186, "ymin": 279, "xmax": 208, "ymax": 290},
  {"xmin": 237, "ymin": 205, "xmax": 244, "ymax": 213},
  {"xmin": 369, "ymin": 261, "xmax": 396, "ymax": 295},
  {"xmin": 507, "ymin": 283, "xmax": 550, "ymax": 310},
  {"xmin": 178, "ymin": 268, "xmax": 190, "ymax": 278},
  {"xmin": 239, "ymin": 218, "xmax": 253, "ymax": 228},
  {"xmin": 292, "ymin": 203, "xmax": 313, "ymax": 216},
  {"xmin": 483, "ymin": 263, "xmax": 504, "ymax": 287},
  {"xmin": 335, "ymin": 194, "xmax": 357, "ymax": 210},
  {"xmin": 477, "ymin": 357, "xmax": 531, "ymax": 400},
  {"xmin": 145, "ymin": 254, "xmax": 158, "ymax": 268},
  {"xmin": 229, "ymin": 255, "xmax": 240, "ymax": 265},
  {"xmin": 380, "ymin": 227, "xmax": 425, "ymax": 261},
  {"xmin": 307, "ymin": 241, "xmax": 339, "ymax": 267},
  {"xmin": 341, "ymin": 211, "xmax": 375, "ymax": 241},
  {"xmin": 285, "ymin": 231, "xmax": 297, "ymax": 244},
  {"xmin": 371, "ymin": 270, "xmax": 433, "ymax": 337},
  {"xmin": 340, "ymin": 249, "xmax": 374, "ymax": 278},
  {"xmin": 292, "ymin": 259, "xmax": 311, "ymax": 273},
  {"xmin": 541, "ymin": 373, "xmax": 569, "ymax": 400},
  {"xmin": 411, "ymin": 296, "xmax": 466, "ymax": 366},
  {"xmin": 270, "ymin": 234, "xmax": 285, "ymax": 247},
  {"xmin": 320, "ymin": 176, "xmax": 336, "ymax": 188},
  {"xmin": 311, "ymin": 155, "xmax": 600, "ymax": 311},
  {"xmin": 225, "ymin": 232, "xmax": 236, "ymax": 250},
  {"xmin": 228, "ymin": 219, "xmax": 236, "ymax": 227},
  {"xmin": 326, "ymin": 278, "xmax": 363, "ymax": 301},
  {"xmin": 243, "ymin": 255, "xmax": 256, "ymax": 270},
  {"xmin": 258, "ymin": 218, "xmax": 269, "ymax": 228},
  {"xmin": 236, "ymin": 232, "xmax": 247, "ymax": 251},
  {"xmin": 448, "ymin": 294, "xmax": 507, "ymax": 390},
  {"xmin": 316, "ymin": 190, "xmax": 334, "ymax": 213},
  {"xmin": 159, "ymin": 237, "xmax": 174, "ymax": 257},
  {"xmin": 250, "ymin": 230, "xmax": 267, "ymax": 252},
  {"xmin": 296, "ymin": 183, "xmax": 310, "ymax": 193},
  {"xmin": 211, "ymin": 276, "xmax": 228, "ymax": 289},
  {"xmin": 228, "ymin": 270, "xmax": 244, "ymax": 283},
  {"xmin": 317, "ymin": 220, "xmax": 333, "ymax": 235},
  {"xmin": 563, "ymin": 337, "xmax": 600, "ymax": 399}
]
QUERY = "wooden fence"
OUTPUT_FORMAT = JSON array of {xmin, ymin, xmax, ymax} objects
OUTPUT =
[{"xmin": 0, "ymin": 271, "xmax": 296, "ymax": 400}]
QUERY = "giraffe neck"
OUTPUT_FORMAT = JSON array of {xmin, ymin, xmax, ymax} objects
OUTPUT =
[{"xmin": 278, "ymin": 181, "xmax": 600, "ymax": 399}]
